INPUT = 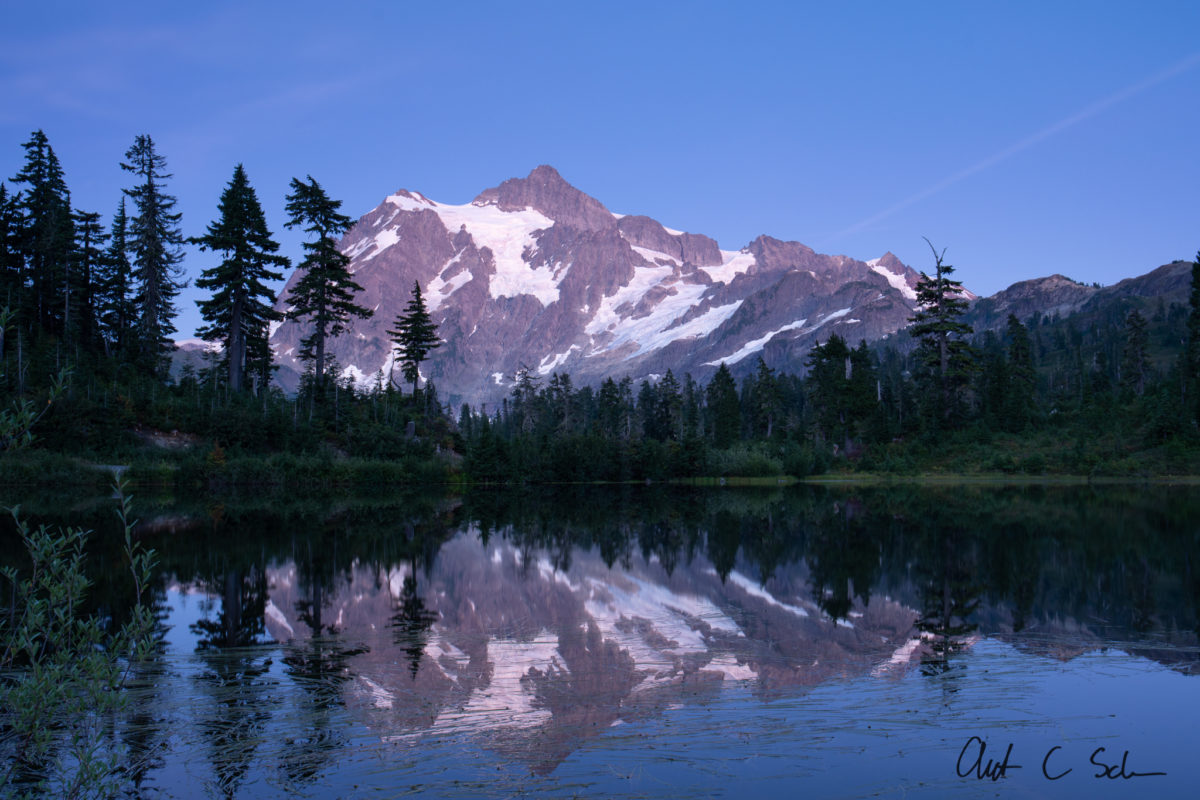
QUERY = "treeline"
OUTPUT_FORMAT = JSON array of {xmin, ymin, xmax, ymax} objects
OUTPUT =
[
  {"xmin": 1, "ymin": 129, "xmax": 450, "ymax": 467},
  {"xmin": 458, "ymin": 246, "xmax": 1200, "ymax": 481}
]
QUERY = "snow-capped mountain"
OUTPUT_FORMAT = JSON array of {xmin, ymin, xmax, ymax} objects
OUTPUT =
[{"xmin": 269, "ymin": 166, "xmax": 927, "ymax": 405}]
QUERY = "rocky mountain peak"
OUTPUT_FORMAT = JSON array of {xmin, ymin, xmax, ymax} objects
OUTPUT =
[
  {"xmin": 472, "ymin": 164, "xmax": 615, "ymax": 232},
  {"xmin": 269, "ymin": 167, "xmax": 933, "ymax": 405},
  {"xmin": 873, "ymin": 252, "xmax": 907, "ymax": 272},
  {"xmin": 965, "ymin": 273, "xmax": 1097, "ymax": 331}
]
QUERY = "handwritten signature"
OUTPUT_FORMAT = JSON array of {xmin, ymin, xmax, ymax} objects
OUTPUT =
[{"xmin": 955, "ymin": 736, "xmax": 1167, "ymax": 782}]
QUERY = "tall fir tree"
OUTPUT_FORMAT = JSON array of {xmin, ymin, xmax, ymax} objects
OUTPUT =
[
  {"xmin": 750, "ymin": 357, "xmax": 781, "ymax": 439},
  {"xmin": 193, "ymin": 165, "xmax": 288, "ymax": 394},
  {"xmin": 908, "ymin": 239, "xmax": 974, "ymax": 425},
  {"xmin": 10, "ymin": 130, "xmax": 75, "ymax": 337},
  {"xmin": 388, "ymin": 281, "xmax": 440, "ymax": 396},
  {"xmin": 1120, "ymin": 308, "xmax": 1149, "ymax": 397},
  {"xmin": 121, "ymin": 134, "xmax": 184, "ymax": 376},
  {"xmin": 1185, "ymin": 250, "xmax": 1200, "ymax": 425},
  {"xmin": 658, "ymin": 369, "xmax": 684, "ymax": 441},
  {"xmin": 96, "ymin": 198, "xmax": 136, "ymax": 358},
  {"xmin": 0, "ymin": 184, "xmax": 22, "ymax": 314},
  {"xmin": 705, "ymin": 363, "xmax": 740, "ymax": 448},
  {"xmin": 283, "ymin": 175, "xmax": 371, "ymax": 389},
  {"xmin": 70, "ymin": 208, "xmax": 106, "ymax": 352},
  {"xmin": 1003, "ymin": 313, "xmax": 1036, "ymax": 430},
  {"xmin": 805, "ymin": 335, "xmax": 876, "ymax": 447}
]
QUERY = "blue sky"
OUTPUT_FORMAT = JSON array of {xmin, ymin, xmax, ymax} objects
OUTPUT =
[{"xmin": 3, "ymin": 1, "xmax": 1198, "ymax": 338}]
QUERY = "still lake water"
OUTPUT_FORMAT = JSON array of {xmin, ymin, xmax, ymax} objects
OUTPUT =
[{"xmin": 3, "ymin": 483, "xmax": 1199, "ymax": 798}]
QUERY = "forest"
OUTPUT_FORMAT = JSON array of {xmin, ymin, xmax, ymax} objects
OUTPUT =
[{"xmin": 2, "ymin": 128, "xmax": 1200, "ymax": 486}]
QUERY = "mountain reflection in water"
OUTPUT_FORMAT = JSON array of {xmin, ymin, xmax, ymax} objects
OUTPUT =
[
  {"xmin": 255, "ymin": 532, "xmax": 920, "ymax": 773},
  {"xmin": 2, "ymin": 484, "xmax": 1198, "ymax": 797}
]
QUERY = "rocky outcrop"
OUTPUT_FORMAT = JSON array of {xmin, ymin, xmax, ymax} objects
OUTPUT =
[{"xmin": 966, "ymin": 274, "xmax": 1097, "ymax": 331}]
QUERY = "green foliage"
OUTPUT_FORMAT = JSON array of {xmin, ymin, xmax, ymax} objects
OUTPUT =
[
  {"xmin": 707, "ymin": 442, "xmax": 784, "ymax": 477},
  {"xmin": 121, "ymin": 135, "xmax": 185, "ymax": 377},
  {"xmin": 95, "ymin": 198, "xmax": 136, "ymax": 359},
  {"xmin": 1185, "ymin": 252, "xmax": 1200, "ymax": 424},
  {"xmin": 909, "ymin": 239, "xmax": 975, "ymax": 424},
  {"xmin": 8, "ymin": 130, "xmax": 76, "ymax": 339},
  {"xmin": 705, "ymin": 363, "xmax": 740, "ymax": 448},
  {"xmin": 0, "ymin": 365, "xmax": 68, "ymax": 452},
  {"xmin": 192, "ymin": 164, "xmax": 288, "ymax": 393},
  {"xmin": 805, "ymin": 335, "xmax": 878, "ymax": 447},
  {"xmin": 283, "ymin": 176, "xmax": 372, "ymax": 388},
  {"xmin": 1121, "ymin": 308, "xmax": 1149, "ymax": 397},
  {"xmin": 388, "ymin": 281, "xmax": 441, "ymax": 395},
  {"xmin": 0, "ymin": 487, "xmax": 158, "ymax": 798}
]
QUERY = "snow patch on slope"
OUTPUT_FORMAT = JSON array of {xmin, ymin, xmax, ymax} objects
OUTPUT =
[
  {"xmin": 538, "ymin": 345, "xmax": 581, "ymax": 376},
  {"xmin": 584, "ymin": 263, "xmax": 741, "ymax": 359},
  {"xmin": 386, "ymin": 192, "xmax": 557, "ymax": 305},
  {"xmin": 704, "ymin": 318, "xmax": 808, "ymax": 367},
  {"xmin": 426, "ymin": 258, "xmax": 473, "ymax": 311},
  {"xmin": 701, "ymin": 249, "xmax": 757, "ymax": 285},
  {"xmin": 868, "ymin": 258, "xmax": 916, "ymax": 301},
  {"xmin": 808, "ymin": 307, "xmax": 852, "ymax": 332},
  {"xmin": 630, "ymin": 245, "xmax": 679, "ymax": 265}
]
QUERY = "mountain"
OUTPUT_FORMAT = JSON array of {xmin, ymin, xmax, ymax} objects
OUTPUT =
[
  {"xmin": 268, "ymin": 166, "xmax": 926, "ymax": 406},
  {"xmin": 965, "ymin": 259, "xmax": 1194, "ymax": 332}
]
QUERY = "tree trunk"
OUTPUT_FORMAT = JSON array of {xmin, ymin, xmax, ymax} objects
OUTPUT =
[{"xmin": 228, "ymin": 294, "xmax": 244, "ymax": 393}]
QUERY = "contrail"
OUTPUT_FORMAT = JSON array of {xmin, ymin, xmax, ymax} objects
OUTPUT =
[{"xmin": 832, "ymin": 51, "xmax": 1200, "ymax": 240}]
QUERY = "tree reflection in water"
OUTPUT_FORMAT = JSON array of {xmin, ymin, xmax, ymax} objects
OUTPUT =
[
  {"xmin": 6, "ymin": 483, "xmax": 1199, "ymax": 789},
  {"xmin": 390, "ymin": 558, "xmax": 438, "ymax": 680},
  {"xmin": 915, "ymin": 528, "xmax": 981, "ymax": 677},
  {"xmin": 278, "ymin": 639, "xmax": 368, "ymax": 788}
]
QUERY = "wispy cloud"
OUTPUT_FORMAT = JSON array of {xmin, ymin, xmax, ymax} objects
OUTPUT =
[{"xmin": 831, "ymin": 52, "xmax": 1200, "ymax": 240}]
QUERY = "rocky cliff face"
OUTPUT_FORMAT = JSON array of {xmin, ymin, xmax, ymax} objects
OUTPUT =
[{"xmin": 269, "ymin": 166, "xmax": 927, "ymax": 405}]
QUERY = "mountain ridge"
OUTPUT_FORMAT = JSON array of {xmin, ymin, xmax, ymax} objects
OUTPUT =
[{"xmin": 269, "ymin": 166, "xmax": 925, "ymax": 406}]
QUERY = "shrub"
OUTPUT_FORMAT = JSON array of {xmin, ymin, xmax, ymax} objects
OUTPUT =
[{"xmin": 0, "ymin": 489, "xmax": 157, "ymax": 798}]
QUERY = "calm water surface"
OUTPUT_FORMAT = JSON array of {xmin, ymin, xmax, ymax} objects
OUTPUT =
[{"xmin": 3, "ymin": 484, "xmax": 1198, "ymax": 798}]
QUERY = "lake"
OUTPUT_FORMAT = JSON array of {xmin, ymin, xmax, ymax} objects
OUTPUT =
[{"xmin": 2, "ymin": 483, "xmax": 1198, "ymax": 798}]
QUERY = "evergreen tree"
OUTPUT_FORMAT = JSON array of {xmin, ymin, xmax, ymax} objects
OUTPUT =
[
  {"xmin": 193, "ymin": 165, "xmax": 288, "ymax": 394},
  {"xmin": 70, "ymin": 208, "xmax": 106, "ymax": 351},
  {"xmin": 0, "ymin": 184, "xmax": 22, "ymax": 313},
  {"xmin": 1185, "ymin": 250, "xmax": 1200, "ymax": 424},
  {"xmin": 705, "ymin": 363, "xmax": 740, "ymax": 448},
  {"xmin": 681, "ymin": 373, "xmax": 702, "ymax": 440},
  {"xmin": 283, "ymin": 176, "xmax": 371, "ymax": 389},
  {"xmin": 637, "ymin": 379, "xmax": 661, "ymax": 440},
  {"xmin": 805, "ymin": 334, "xmax": 877, "ymax": 447},
  {"xmin": 96, "ymin": 198, "xmax": 136, "ymax": 358},
  {"xmin": 1004, "ymin": 313, "xmax": 1036, "ymax": 430},
  {"xmin": 596, "ymin": 377, "xmax": 623, "ymax": 439},
  {"xmin": 909, "ymin": 239, "xmax": 974, "ymax": 425},
  {"xmin": 658, "ymin": 369, "xmax": 683, "ymax": 441},
  {"xmin": 750, "ymin": 357, "xmax": 781, "ymax": 439},
  {"xmin": 10, "ymin": 130, "xmax": 75, "ymax": 337},
  {"xmin": 1120, "ymin": 308, "xmax": 1149, "ymax": 397},
  {"xmin": 387, "ymin": 281, "xmax": 440, "ymax": 396},
  {"xmin": 547, "ymin": 371, "xmax": 574, "ymax": 434},
  {"xmin": 121, "ymin": 134, "xmax": 184, "ymax": 376}
]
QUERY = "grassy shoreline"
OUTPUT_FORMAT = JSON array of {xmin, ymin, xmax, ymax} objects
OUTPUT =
[{"xmin": 3, "ymin": 449, "xmax": 1199, "ymax": 491}]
